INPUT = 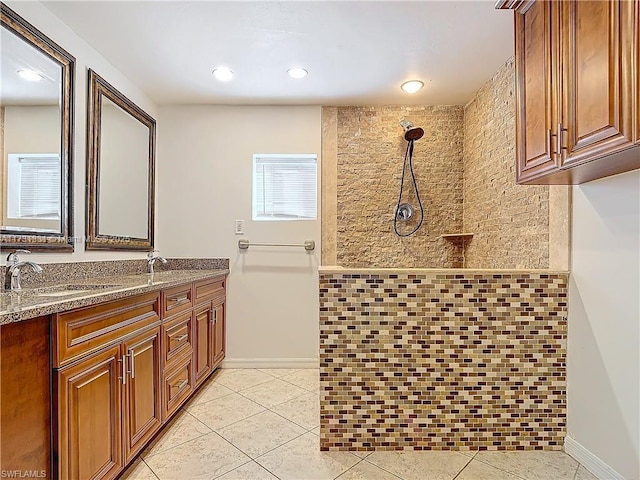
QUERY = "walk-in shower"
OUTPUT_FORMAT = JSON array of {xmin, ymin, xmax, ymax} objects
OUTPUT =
[{"xmin": 394, "ymin": 120, "xmax": 425, "ymax": 237}]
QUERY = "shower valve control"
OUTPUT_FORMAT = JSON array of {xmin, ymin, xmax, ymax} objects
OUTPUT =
[{"xmin": 235, "ymin": 220, "xmax": 244, "ymax": 235}]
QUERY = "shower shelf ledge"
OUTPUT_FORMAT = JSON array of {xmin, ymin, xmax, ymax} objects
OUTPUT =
[{"xmin": 439, "ymin": 233, "xmax": 474, "ymax": 239}]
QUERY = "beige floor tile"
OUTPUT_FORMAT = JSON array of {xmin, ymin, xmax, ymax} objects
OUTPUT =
[
  {"xmin": 255, "ymin": 432, "xmax": 360, "ymax": 480},
  {"xmin": 337, "ymin": 461, "xmax": 401, "ymax": 479},
  {"xmin": 366, "ymin": 450, "xmax": 471, "ymax": 480},
  {"xmin": 120, "ymin": 459, "xmax": 158, "ymax": 480},
  {"xmin": 281, "ymin": 369, "xmax": 320, "ymax": 391},
  {"xmin": 351, "ymin": 449, "xmax": 373, "ymax": 459},
  {"xmin": 258, "ymin": 368, "xmax": 305, "ymax": 378},
  {"xmin": 217, "ymin": 410, "xmax": 306, "ymax": 458},
  {"xmin": 215, "ymin": 461, "xmax": 279, "ymax": 480},
  {"xmin": 188, "ymin": 392, "xmax": 265, "ymax": 430},
  {"xmin": 456, "ymin": 459, "xmax": 523, "ymax": 480},
  {"xmin": 270, "ymin": 391, "xmax": 320, "ymax": 430},
  {"xmin": 145, "ymin": 433, "xmax": 249, "ymax": 480},
  {"xmin": 574, "ymin": 465, "xmax": 599, "ymax": 480},
  {"xmin": 214, "ymin": 369, "xmax": 274, "ymax": 391},
  {"xmin": 141, "ymin": 411, "xmax": 211, "ymax": 459},
  {"xmin": 188, "ymin": 380, "xmax": 234, "ymax": 407},
  {"xmin": 310, "ymin": 426, "xmax": 321, "ymax": 436},
  {"xmin": 240, "ymin": 378, "xmax": 308, "ymax": 408},
  {"xmin": 475, "ymin": 451, "xmax": 578, "ymax": 480}
]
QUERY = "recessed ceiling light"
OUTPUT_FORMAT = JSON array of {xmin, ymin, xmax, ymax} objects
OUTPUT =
[
  {"xmin": 212, "ymin": 67, "xmax": 234, "ymax": 82},
  {"xmin": 287, "ymin": 68, "xmax": 308, "ymax": 79},
  {"xmin": 17, "ymin": 69, "xmax": 44, "ymax": 82},
  {"xmin": 401, "ymin": 80, "xmax": 424, "ymax": 94}
]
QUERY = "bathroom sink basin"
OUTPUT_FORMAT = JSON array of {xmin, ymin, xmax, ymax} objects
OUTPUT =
[{"xmin": 33, "ymin": 284, "xmax": 123, "ymax": 297}]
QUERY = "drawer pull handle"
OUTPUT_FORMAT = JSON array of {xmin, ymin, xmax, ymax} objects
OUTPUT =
[
  {"xmin": 173, "ymin": 334, "xmax": 189, "ymax": 342},
  {"xmin": 168, "ymin": 295, "xmax": 190, "ymax": 304},
  {"xmin": 172, "ymin": 379, "xmax": 188, "ymax": 389}
]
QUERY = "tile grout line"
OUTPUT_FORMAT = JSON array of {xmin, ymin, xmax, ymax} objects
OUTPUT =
[
  {"xmin": 140, "ymin": 458, "xmax": 161, "ymax": 480},
  {"xmin": 451, "ymin": 452, "xmax": 476, "ymax": 480},
  {"xmin": 360, "ymin": 454, "xmax": 406, "ymax": 480}
]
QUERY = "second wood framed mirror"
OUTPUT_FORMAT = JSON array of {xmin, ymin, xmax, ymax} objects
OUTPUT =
[{"xmin": 86, "ymin": 69, "xmax": 155, "ymax": 251}]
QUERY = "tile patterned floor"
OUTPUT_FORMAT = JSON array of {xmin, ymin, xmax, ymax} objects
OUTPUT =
[{"xmin": 121, "ymin": 368, "xmax": 598, "ymax": 480}]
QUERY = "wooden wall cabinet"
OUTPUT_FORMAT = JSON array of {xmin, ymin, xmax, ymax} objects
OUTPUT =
[{"xmin": 508, "ymin": 0, "xmax": 640, "ymax": 184}]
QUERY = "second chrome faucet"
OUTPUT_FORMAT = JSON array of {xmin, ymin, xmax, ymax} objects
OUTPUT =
[{"xmin": 147, "ymin": 251, "xmax": 168, "ymax": 274}]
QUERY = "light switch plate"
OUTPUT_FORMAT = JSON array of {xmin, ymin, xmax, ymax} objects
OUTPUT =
[{"xmin": 235, "ymin": 220, "xmax": 244, "ymax": 235}]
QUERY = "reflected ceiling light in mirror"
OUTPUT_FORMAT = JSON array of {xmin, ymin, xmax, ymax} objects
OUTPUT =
[
  {"xmin": 212, "ymin": 67, "xmax": 234, "ymax": 82},
  {"xmin": 287, "ymin": 68, "xmax": 308, "ymax": 79},
  {"xmin": 17, "ymin": 69, "xmax": 44, "ymax": 82},
  {"xmin": 401, "ymin": 80, "xmax": 424, "ymax": 94}
]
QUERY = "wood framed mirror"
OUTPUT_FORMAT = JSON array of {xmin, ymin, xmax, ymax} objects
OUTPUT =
[
  {"xmin": 86, "ymin": 69, "xmax": 155, "ymax": 251},
  {"xmin": 0, "ymin": 2, "xmax": 75, "ymax": 251}
]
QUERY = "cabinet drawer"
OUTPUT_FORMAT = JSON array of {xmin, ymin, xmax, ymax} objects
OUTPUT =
[
  {"xmin": 162, "ymin": 354, "xmax": 193, "ymax": 421},
  {"xmin": 53, "ymin": 292, "xmax": 160, "ymax": 368},
  {"xmin": 162, "ymin": 311, "xmax": 192, "ymax": 368},
  {"xmin": 194, "ymin": 277, "xmax": 225, "ymax": 304},
  {"xmin": 161, "ymin": 284, "xmax": 193, "ymax": 318}
]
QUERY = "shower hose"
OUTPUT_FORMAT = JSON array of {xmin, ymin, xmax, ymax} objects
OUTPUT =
[{"xmin": 393, "ymin": 139, "xmax": 424, "ymax": 237}]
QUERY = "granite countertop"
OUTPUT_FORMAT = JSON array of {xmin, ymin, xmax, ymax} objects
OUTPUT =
[{"xmin": 0, "ymin": 269, "xmax": 229, "ymax": 325}]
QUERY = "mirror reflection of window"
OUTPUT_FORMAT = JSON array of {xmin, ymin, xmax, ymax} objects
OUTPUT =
[{"xmin": 6, "ymin": 153, "xmax": 61, "ymax": 225}]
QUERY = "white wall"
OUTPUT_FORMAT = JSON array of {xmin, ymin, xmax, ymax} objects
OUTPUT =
[
  {"xmin": 1, "ymin": 1, "xmax": 157, "ymax": 265},
  {"xmin": 157, "ymin": 106, "xmax": 322, "ymax": 364},
  {"xmin": 567, "ymin": 170, "xmax": 640, "ymax": 480}
]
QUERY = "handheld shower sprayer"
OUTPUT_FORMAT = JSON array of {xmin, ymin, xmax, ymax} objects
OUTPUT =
[{"xmin": 394, "ymin": 119, "xmax": 425, "ymax": 237}]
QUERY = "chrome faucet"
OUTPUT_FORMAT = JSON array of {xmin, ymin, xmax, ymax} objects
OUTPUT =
[
  {"xmin": 147, "ymin": 250, "xmax": 168, "ymax": 274},
  {"xmin": 5, "ymin": 249, "xmax": 43, "ymax": 290}
]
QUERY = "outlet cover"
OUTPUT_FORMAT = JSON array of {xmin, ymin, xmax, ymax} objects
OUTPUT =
[{"xmin": 235, "ymin": 220, "xmax": 244, "ymax": 235}]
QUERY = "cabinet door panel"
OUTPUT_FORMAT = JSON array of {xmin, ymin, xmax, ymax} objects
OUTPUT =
[
  {"xmin": 515, "ymin": 0, "xmax": 559, "ymax": 182},
  {"xmin": 193, "ymin": 303, "xmax": 213, "ymax": 386},
  {"xmin": 212, "ymin": 300, "xmax": 225, "ymax": 367},
  {"xmin": 123, "ymin": 327, "xmax": 162, "ymax": 462},
  {"xmin": 562, "ymin": 0, "xmax": 634, "ymax": 165},
  {"xmin": 56, "ymin": 345, "xmax": 122, "ymax": 480}
]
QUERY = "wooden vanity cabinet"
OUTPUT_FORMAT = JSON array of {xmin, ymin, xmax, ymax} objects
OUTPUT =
[
  {"xmin": 504, "ymin": 0, "xmax": 640, "ymax": 184},
  {"xmin": 192, "ymin": 277, "xmax": 226, "ymax": 388},
  {"xmin": 54, "ymin": 293, "xmax": 162, "ymax": 480},
  {"xmin": 2, "ymin": 274, "xmax": 226, "ymax": 480}
]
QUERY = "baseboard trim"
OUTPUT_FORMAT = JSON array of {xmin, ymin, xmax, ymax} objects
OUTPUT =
[
  {"xmin": 564, "ymin": 435, "xmax": 625, "ymax": 480},
  {"xmin": 221, "ymin": 358, "xmax": 319, "ymax": 369}
]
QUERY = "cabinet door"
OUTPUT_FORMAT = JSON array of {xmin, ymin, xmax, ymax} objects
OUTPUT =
[
  {"xmin": 122, "ymin": 327, "xmax": 162, "ymax": 462},
  {"xmin": 56, "ymin": 345, "xmax": 122, "ymax": 480},
  {"xmin": 515, "ymin": 0, "xmax": 560, "ymax": 182},
  {"xmin": 212, "ymin": 299, "xmax": 226, "ymax": 367},
  {"xmin": 561, "ymin": 0, "xmax": 635, "ymax": 165},
  {"xmin": 193, "ymin": 302, "xmax": 213, "ymax": 386}
]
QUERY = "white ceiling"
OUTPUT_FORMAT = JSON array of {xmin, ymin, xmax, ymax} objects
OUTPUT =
[{"xmin": 43, "ymin": 1, "xmax": 514, "ymax": 106}]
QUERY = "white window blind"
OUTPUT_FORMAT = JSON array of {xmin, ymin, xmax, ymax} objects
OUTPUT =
[
  {"xmin": 7, "ymin": 154, "xmax": 61, "ymax": 220},
  {"xmin": 253, "ymin": 154, "xmax": 317, "ymax": 221}
]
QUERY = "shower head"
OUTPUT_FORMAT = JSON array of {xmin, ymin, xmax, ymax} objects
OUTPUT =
[{"xmin": 399, "ymin": 119, "xmax": 424, "ymax": 141}]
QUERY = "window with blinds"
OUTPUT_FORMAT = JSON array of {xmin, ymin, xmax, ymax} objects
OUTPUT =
[
  {"xmin": 252, "ymin": 154, "xmax": 317, "ymax": 221},
  {"xmin": 6, "ymin": 153, "xmax": 61, "ymax": 220}
]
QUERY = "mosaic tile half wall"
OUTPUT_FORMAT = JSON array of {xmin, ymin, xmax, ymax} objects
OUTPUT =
[{"xmin": 319, "ymin": 270, "xmax": 568, "ymax": 451}]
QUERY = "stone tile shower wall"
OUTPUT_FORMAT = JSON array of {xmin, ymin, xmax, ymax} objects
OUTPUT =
[
  {"xmin": 462, "ymin": 59, "xmax": 550, "ymax": 268},
  {"xmin": 319, "ymin": 270, "xmax": 568, "ymax": 451},
  {"xmin": 335, "ymin": 106, "xmax": 464, "ymax": 268}
]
